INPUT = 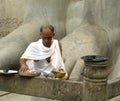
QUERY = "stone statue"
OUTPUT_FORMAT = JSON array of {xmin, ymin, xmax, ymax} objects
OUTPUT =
[
  {"xmin": 0, "ymin": 0, "xmax": 25, "ymax": 38},
  {"xmin": 0, "ymin": 0, "xmax": 120, "ymax": 81}
]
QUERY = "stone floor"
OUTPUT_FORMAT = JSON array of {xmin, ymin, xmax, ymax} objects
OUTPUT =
[
  {"xmin": 0, "ymin": 91, "xmax": 30, "ymax": 101},
  {"xmin": 0, "ymin": 91, "xmax": 120, "ymax": 101},
  {"xmin": 109, "ymin": 96, "xmax": 120, "ymax": 101}
]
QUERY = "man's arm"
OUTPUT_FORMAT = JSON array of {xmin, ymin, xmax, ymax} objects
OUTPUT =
[
  {"xmin": 58, "ymin": 41, "xmax": 69, "ymax": 79},
  {"xmin": 19, "ymin": 59, "xmax": 30, "ymax": 72},
  {"xmin": 58, "ymin": 41, "xmax": 62, "ymax": 56}
]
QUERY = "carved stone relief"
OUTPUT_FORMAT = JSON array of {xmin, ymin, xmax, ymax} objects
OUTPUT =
[{"xmin": 0, "ymin": 18, "xmax": 23, "ymax": 38}]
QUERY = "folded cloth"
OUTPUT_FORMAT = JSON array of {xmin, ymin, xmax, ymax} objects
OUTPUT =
[{"xmin": 21, "ymin": 39, "xmax": 54, "ymax": 60}]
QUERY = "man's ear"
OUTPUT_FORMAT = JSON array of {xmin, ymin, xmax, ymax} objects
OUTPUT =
[
  {"xmin": 53, "ymin": 33, "xmax": 55, "ymax": 36},
  {"xmin": 39, "ymin": 32, "xmax": 43, "ymax": 38},
  {"xmin": 40, "ymin": 32, "xmax": 42, "ymax": 36}
]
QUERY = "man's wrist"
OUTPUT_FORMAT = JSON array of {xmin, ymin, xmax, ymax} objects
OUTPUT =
[{"xmin": 21, "ymin": 63, "xmax": 27, "ymax": 67}]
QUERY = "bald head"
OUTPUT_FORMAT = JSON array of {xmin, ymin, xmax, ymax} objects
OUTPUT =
[
  {"xmin": 40, "ymin": 24, "xmax": 55, "ymax": 47},
  {"xmin": 40, "ymin": 25, "xmax": 54, "ymax": 33}
]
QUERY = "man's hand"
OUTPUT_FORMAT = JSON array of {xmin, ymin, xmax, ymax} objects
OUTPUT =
[
  {"xmin": 19, "ymin": 59, "xmax": 30, "ymax": 72},
  {"xmin": 19, "ymin": 64, "xmax": 30, "ymax": 72},
  {"xmin": 46, "ymin": 57, "xmax": 51, "ymax": 63}
]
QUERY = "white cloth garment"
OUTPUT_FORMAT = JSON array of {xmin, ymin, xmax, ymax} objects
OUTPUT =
[
  {"xmin": 21, "ymin": 39, "xmax": 65, "ymax": 101},
  {"xmin": 21, "ymin": 39, "xmax": 66, "ymax": 74}
]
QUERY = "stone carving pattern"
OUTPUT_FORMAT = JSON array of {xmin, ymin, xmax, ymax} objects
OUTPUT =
[{"xmin": 0, "ymin": 18, "xmax": 22, "ymax": 38}]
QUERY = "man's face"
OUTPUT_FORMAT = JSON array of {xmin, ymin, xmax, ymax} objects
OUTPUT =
[{"xmin": 41, "ymin": 28, "xmax": 53, "ymax": 48}]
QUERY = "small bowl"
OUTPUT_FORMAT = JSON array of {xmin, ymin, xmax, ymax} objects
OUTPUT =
[{"xmin": 52, "ymin": 71, "xmax": 66, "ymax": 78}]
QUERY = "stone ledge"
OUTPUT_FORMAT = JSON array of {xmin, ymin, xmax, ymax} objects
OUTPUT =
[{"xmin": 0, "ymin": 74, "xmax": 82, "ymax": 101}]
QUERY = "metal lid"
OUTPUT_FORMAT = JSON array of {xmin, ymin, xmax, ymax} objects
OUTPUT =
[{"xmin": 81, "ymin": 55, "xmax": 108, "ymax": 62}]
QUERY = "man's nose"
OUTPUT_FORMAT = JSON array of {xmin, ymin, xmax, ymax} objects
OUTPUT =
[{"xmin": 44, "ymin": 39, "xmax": 49, "ymax": 43}]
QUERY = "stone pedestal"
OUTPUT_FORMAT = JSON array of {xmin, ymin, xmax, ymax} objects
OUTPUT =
[{"xmin": 81, "ymin": 55, "xmax": 111, "ymax": 101}]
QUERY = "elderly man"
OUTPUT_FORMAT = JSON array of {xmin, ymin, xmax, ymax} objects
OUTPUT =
[
  {"xmin": 0, "ymin": 0, "xmax": 120, "ymax": 85},
  {"xmin": 19, "ymin": 24, "xmax": 68, "ymax": 78},
  {"xmin": 19, "ymin": 24, "xmax": 68, "ymax": 101}
]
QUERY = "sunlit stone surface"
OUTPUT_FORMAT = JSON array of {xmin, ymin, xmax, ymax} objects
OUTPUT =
[{"xmin": 0, "ymin": 0, "xmax": 120, "ymax": 95}]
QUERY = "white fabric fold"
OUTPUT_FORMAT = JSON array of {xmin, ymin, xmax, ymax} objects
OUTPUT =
[
  {"xmin": 21, "ymin": 39, "xmax": 54, "ymax": 60},
  {"xmin": 21, "ymin": 39, "xmax": 66, "ymax": 72}
]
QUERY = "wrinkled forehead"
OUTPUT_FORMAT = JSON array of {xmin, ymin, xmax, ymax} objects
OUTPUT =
[
  {"xmin": 42, "ymin": 27, "xmax": 51, "ymax": 32},
  {"xmin": 41, "ymin": 28, "xmax": 53, "ymax": 36}
]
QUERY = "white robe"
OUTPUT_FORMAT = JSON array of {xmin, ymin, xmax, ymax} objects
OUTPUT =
[
  {"xmin": 21, "ymin": 39, "xmax": 65, "ymax": 101},
  {"xmin": 21, "ymin": 39, "xmax": 66, "ymax": 74}
]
